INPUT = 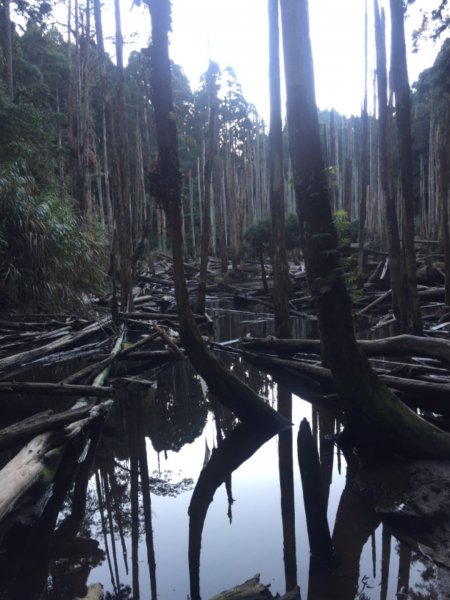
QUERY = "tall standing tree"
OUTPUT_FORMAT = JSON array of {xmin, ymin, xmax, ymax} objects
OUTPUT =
[
  {"xmin": 143, "ymin": 0, "xmax": 288, "ymax": 425},
  {"xmin": 373, "ymin": 0, "xmax": 408, "ymax": 331},
  {"xmin": 390, "ymin": 0, "xmax": 423, "ymax": 334},
  {"xmin": 358, "ymin": 0, "xmax": 370, "ymax": 284},
  {"xmin": 196, "ymin": 61, "xmax": 220, "ymax": 314},
  {"xmin": 279, "ymin": 0, "xmax": 450, "ymax": 458},
  {"xmin": 2, "ymin": 0, "xmax": 13, "ymax": 98},
  {"xmin": 268, "ymin": 3, "xmax": 297, "ymax": 591},
  {"xmin": 269, "ymin": 0, "xmax": 291, "ymax": 340},
  {"xmin": 113, "ymin": 0, "xmax": 133, "ymax": 310}
]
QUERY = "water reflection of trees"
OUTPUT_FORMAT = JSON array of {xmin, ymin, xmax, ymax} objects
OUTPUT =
[{"xmin": 0, "ymin": 353, "xmax": 447, "ymax": 599}]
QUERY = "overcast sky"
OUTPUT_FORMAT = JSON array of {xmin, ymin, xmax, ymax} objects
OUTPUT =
[{"xmin": 110, "ymin": 0, "xmax": 444, "ymax": 121}]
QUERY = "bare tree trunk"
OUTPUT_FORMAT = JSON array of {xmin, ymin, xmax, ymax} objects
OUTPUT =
[
  {"xmin": 215, "ymin": 157, "xmax": 228, "ymax": 274},
  {"xmin": 436, "ymin": 113, "xmax": 450, "ymax": 305},
  {"xmin": 374, "ymin": 0, "xmax": 408, "ymax": 331},
  {"xmin": 113, "ymin": 0, "xmax": 133, "ymax": 311},
  {"xmin": 188, "ymin": 170, "xmax": 196, "ymax": 255},
  {"xmin": 146, "ymin": 0, "xmax": 289, "ymax": 431},
  {"xmin": 390, "ymin": 0, "xmax": 423, "ymax": 334},
  {"xmin": 358, "ymin": 0, "xmax": 369, "ymax": 284},
  {"xmin": 2, "ymin": 0, "xmax": 13, "ymax": 99},
  {"xmin": 269, "ymin": 0, "xmax": 291, "ymax": 339},
  {"xmin": 197, "ymin": 62, "xmax": 220, "ymax": 313},
  {"xmin": 280, "ymin": 0, "xmax": 450, "ymax": 459}
]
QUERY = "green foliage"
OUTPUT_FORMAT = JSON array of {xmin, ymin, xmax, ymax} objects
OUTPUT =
[
  {"xmin": 0, "ymin": 163, "xmax": 108, "ymax": 310},
  {"xmin": 285, "ymin": 212, "xmax": 300, "ymax": 249},
  {"xmin": 244, "ymin": 218, "xmax": 271, "ymax": 253},
  {"xmin": 334, "ymin": 209, "xmax": 351, "ymax": 247},
  {"xmin": 332, "ymin": 210, "xmax": 361, "ymax": 302}
]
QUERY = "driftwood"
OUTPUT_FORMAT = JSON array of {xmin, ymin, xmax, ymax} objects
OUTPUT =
[{"xmin": 208, "ymin": 575, "xmax": 300, "ymax": 599}]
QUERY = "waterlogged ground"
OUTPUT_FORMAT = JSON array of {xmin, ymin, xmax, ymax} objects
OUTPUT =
[{"xmin": 0, "ymin": 304, "xmax": 446, "ymax": 599}]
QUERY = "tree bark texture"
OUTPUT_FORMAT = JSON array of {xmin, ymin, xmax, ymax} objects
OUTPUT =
[
  {"xmin": 269, "ymin": 0, "xmax": 292, "ymax": 339},
  {"xmin": 280, "ymin": 0, "xmax": 450, "ymax": 459},
  {"xmin": 374, "ymin": 0, "xmax": 408, "ymax": 330},
  {"xmin": 389, "ymin": 0, "xmax": 423, "ymax": 334}
]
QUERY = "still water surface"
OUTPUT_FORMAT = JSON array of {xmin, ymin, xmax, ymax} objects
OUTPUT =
[{"xmin": 0, "ymin": 304, "xmax": 440, "ymax": 599}]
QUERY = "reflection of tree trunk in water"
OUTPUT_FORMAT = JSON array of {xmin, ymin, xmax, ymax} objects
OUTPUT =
[
  {"xmin": 278, "ymin": 385, "xmax": 297, "ymax": 591},
  {"xmin": 397, "ymin": 540, "xmax": 411, "ymax": 598},
  {"xmin": 125, "ymin": 398, "xmax": 141, "ymax": 599},
  {"xmin": 137, "ymin": 400, "xmax": 158, "ymax": 599},
  {"xmin": 380, "ymin": 525, "xmax": 391, "ymax": 600},
  {"xmin": 211, "ymin": 396, "xmax": 235, "ymax": 522},
  {"xmin": 188, "ymin": 423, "xmax": 279, "ymax": 600},
  {"xmin": 56, "ymin": 424, "xmax": 103, "ymax": 539},
  {"xmin": 308, "ymin": 472, "xmax": 380, "ymax": 600},
  {"xmin": 298, "ymin": 419, "xmax": 332, "ymax": 563},
  {"xmin": 96, "ymin": 469, "xmax": 117, "ymax": 594},
  {"xmin": 318, "ymin": 407, "xmax": 335, "ymax": 508},
  {"xmin": 105, "ymin": 461, "xmax": 129, "ymax": 574},
  {"xmin": 101, "ymin": 468, "xmax": 121, "ymax": 588}
]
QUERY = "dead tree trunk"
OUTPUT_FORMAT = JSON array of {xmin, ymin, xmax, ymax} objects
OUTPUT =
[
  {"xmin": 197, "ymin": 61, "xmax": 220, "ymax": 314},
  {"xmin": 374, "ymin": 0, "xmax": 408, "ymax": 331},
  {"xmin": 2, "ymin": 0, "xmax": 13, "ymax": 99},
  {"xmin": 269, "ymin": 0, "xmax": 291, "ymax": 339},
  {"xmin": 389, "ymin": 0, "xmax": 423, "ymax": 334},
  {"xmin": 113, "ymin": 0, "xmax": 133, "ymax": 310},
  {"xmin": 280, "ymin": 0, "xmax": 450, "ymax": 459},
  {"xmin": 358, "ymin": 0, "xmax": 369, "ymax": 284},
  {"xmin": 146, "ymin": 0, "xmax": 289, "ymax": 431}
]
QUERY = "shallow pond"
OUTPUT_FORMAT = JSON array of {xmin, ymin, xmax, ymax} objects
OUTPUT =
[{"xmin": 0, "ymin": 304, "xmax": 442, "ymax": 599}]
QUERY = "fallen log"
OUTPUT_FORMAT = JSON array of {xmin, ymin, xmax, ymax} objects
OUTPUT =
[
  {"xmin": 0, "ymin": 381, "xmax": 114, "ymax": 398},
  {"xmin": 0, "ymin": 318, "xmax": 111, "ymax": 375},
  {"xmin": 242, "ymin": 334, "xmax": 450, "ymax": 365},
  {"xmin": 243, "ymin": 352, "xmax": 450, "ymax": 416},
  {"xmin": 0, "ymin": 402, "xmax": 111, "ymax": 523},
  {"xmin": 0, "ymin": 405, "xmax": 94, "ymax": 451},
  {"xmin": 121, "ymin": 311, "xmax": 209, "ymax": 322}
]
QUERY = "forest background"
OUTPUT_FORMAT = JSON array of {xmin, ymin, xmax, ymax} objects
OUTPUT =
[{"xmin": 0, "ymin": 0, "xmax": 449, "ymax": 312}]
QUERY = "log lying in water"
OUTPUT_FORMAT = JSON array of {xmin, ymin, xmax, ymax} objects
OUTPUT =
[
  {"xmin": 0, "ymin": 381, "xmax": 114, "ymax": 398},
  {"xmin": 208, "ymin": 574, "xmax": 300, "ymax": 599},
  {"xmin": 0, "ymin": 318, "xmax": 111, "ymax": 375},
  {"xmin": 0, "ymin": 402, "xmax": 111, "ymax": 523},
  {"xmin": 0, "ymin": 404, "xmax": 95, "ymax": 451},
  {"xmin": 242, "ymin": 334, "xmax": 450, "ymax": 365},
  {"xmin": 243, "ymin": 352, "xmax": 450, "ymax": 417}
]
